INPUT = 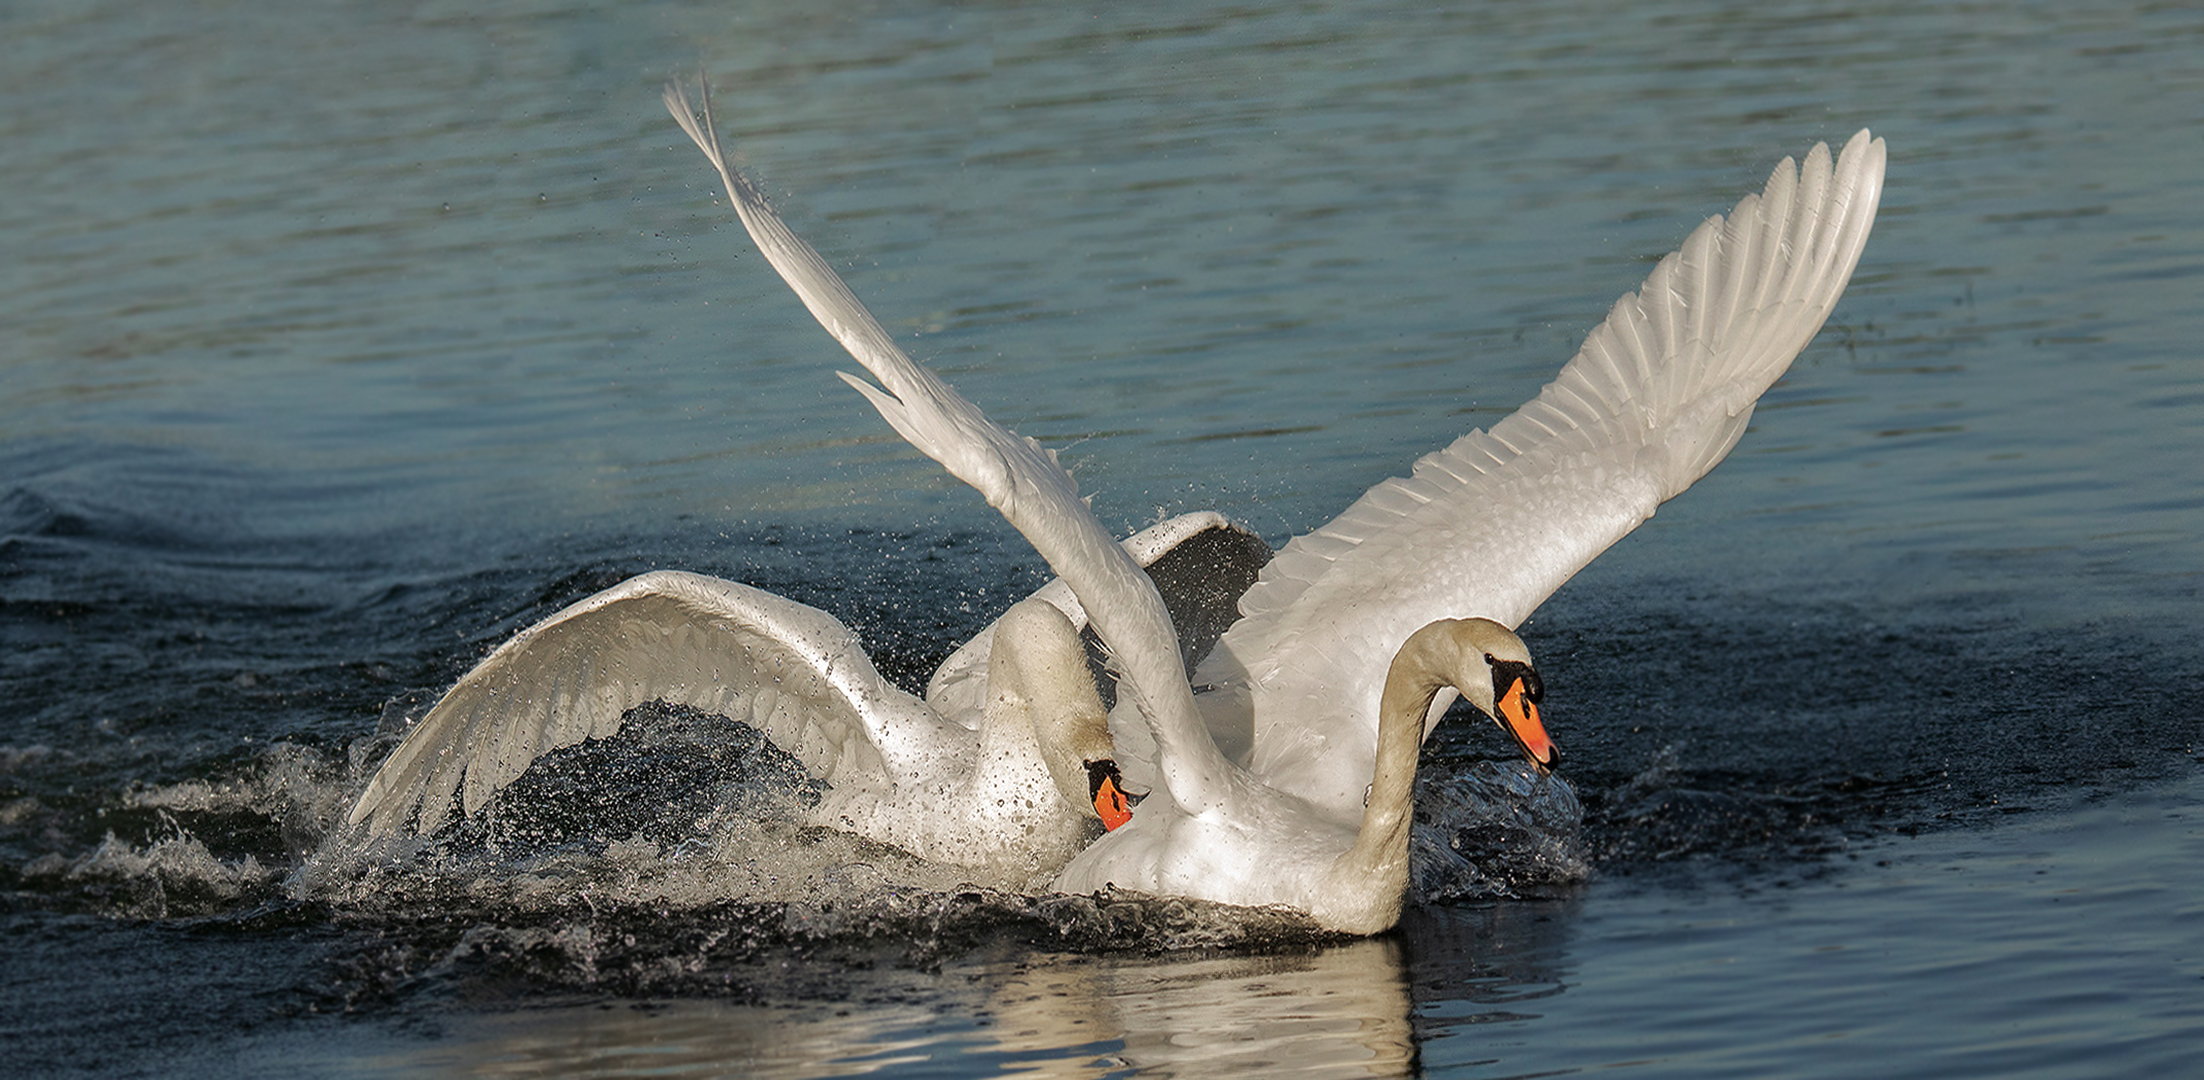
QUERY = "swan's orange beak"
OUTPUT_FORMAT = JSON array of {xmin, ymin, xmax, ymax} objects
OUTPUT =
[
  {"xmin": 1498, "ymin": 676, "xmax": 1558, "ymax": 773},
  {"xmin": 1086, "ymin": 759, "xmax": 1140, "ymax": 831},
  {"xmin": 1095, "ymin": 775, "xmax": 1135, "ymax": 830}
]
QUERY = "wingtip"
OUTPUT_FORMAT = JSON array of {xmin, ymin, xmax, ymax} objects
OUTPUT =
[
  {"xmin": 663, "ymin": 71, "xmax": 734, "ymax": 179},
  {"xmin": 1833, "ymin": 128, "xmax": 1889, "ymax": 195},
  {"xmin": 1776, "ymin": 128, "xmax": 1887, "ymax": 208}
]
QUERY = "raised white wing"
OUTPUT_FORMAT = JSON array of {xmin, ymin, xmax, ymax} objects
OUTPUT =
[
  {"xmin": 665, "ymin": 77, "xmax": 1240, "ymax": 814},
  {"xmin": 1213, "ymin": 132, "xmax": 1886, "ymax": 809},
  {"xmin": 346, "ymin": 570, "xmax": 959, "ymax": 837}
]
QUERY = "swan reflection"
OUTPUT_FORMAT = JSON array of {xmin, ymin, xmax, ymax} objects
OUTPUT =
[{"xmin": 346, "ymin": 899, "xmax": 1579, "ymax": 1078}]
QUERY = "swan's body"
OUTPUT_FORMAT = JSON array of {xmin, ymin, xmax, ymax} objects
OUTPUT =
[
  {"xmin": 1063, "ymin": 618, "xmax": 1539, "ymax": 934},
  {"xmin": 348, "ymin": 76, "xmax": 1883, "ymax": 933},
  {"xmin": 346, "ymin": 511, "xmax": 1264, "ymax": 874}
]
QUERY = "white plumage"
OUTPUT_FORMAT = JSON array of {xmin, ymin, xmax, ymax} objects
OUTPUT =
[
  {"xmin": 347, "ymin": 75, "xmax": 1883, "ymax": 934},
  {"xmin": 346, "ymin": 512, "xmax": 1261, "ymax": 875},
  {"xmin": 1208, "ymin": 131, "xmax": 1887, "ymax": 821}
]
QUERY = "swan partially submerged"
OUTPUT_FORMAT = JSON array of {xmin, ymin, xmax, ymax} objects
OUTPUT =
[{"xmin": 348, "ymin": 77, "xmax": 1883, "ymax": 933}]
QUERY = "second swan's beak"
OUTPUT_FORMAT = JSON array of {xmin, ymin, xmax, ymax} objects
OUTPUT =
[
  {"xmin": 1497, "ymin": 676, "xmax": 1560, "ymax": 773},
  {"xmin": 1086, "ymin": 759, "xmax": 1141, "ymax": 831}
]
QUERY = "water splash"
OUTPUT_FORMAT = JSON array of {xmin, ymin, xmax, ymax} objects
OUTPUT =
[
  {"xmin": 270, "ymin": 703, "xmax": 1595, "ymax": 1006},
  {"xmin": 19, "ymin": 820, "xmax": 277, "ymax": 918},
  {"xmin": 1412, "ymin": 759, "xmax": 1588, "ymax": 904}
]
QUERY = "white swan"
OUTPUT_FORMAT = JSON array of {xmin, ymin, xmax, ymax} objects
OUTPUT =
[
  {"xmin": 647, "ymin": 79, "xmax": 1880, "ymax": 931},
  {"xmin": 1071, "ymin": 130, "xmax": 1882, "ymax": 931},
  {"xmin": 344, "ymin": 510, "xmax": 1267, "ymax": 874},
  {"xmin": 354, "ymin": 75, "xmax": 1883, "ymax": 933},
  {"xmin": 1061, "ymin": 615, "xmax": 1539, "ymax": 933}
]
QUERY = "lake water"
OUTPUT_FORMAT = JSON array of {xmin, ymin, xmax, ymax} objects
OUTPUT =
[{"xmin": 5, "ymin": 0, "xmax": 2201, "ymax": 1076}]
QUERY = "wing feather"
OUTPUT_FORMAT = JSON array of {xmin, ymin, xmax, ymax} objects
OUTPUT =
[{"xmin": 347, "ymin": 570, "xmax": 959, "ymax": 837}]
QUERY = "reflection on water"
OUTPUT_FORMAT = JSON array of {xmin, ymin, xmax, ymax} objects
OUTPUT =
[
  {"xmin": 285, "ymin": 856, "xmax": 1588, "ymax": 1079},
  {"xmin": 1086, "ymin": 944, "xmax": 1414, "ymax": 1076},
  {"xmin": 392, "ymin": 999, "xmax": 974, "ymax": 1079},
  {"xmin": 287, "ymin": 772, "xmax": 2204, "ymax": 1079},
  {"xmin": 344, "ymin": 937, "xmax": 1430, "ymax": 1078}
]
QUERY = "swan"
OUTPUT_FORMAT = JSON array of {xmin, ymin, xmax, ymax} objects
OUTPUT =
[
  {"xmin": 353, "ymin": 74, "xmax": 1883, "ymax": 934},
  {"xmin": 1060, "ymin": 616, "xmax": 1539, "ymax": 933},
  {"xmin": 645, "ymin": 78, "xmax": 1880, "ymax": 931},
  {"xmin": 1067, "ymin": 127, "xmax": 1881, "ymax": 930},
  {"xmin": 344, "ymin": 510, "xmax": 1267, "ymax": 873}
]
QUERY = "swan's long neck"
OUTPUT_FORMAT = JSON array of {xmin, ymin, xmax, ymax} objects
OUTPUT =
[
  {"xmin": 1329, "ymin": 618, "xmax": 1502, "ymax": 934},
  {"xmin": 988, "ymin": 598, "xmax": 1115, "ymax": 811}
]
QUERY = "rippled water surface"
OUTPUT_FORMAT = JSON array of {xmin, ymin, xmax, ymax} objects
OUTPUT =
[{"xmin": 5, "ymin": 0, "xmax": 2201, "ymax": 1076}]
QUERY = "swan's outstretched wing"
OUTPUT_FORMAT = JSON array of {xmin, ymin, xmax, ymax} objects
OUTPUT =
[
  {"xmin": 665, "ymin": 77, "xmax": 1237, "ymax": 814},
  {"xmin": 347, "ymin": 570, "xmax": 961, "ymax": 837},
  {"xmin": 1212, "ymin": 132, "xmax": 1885, "ymax": 802}
]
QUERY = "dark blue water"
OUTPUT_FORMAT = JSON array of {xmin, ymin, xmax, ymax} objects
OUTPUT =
[{"xmin": 5, "ymin": 0, "xmax": 2202, "ymax": 1075}]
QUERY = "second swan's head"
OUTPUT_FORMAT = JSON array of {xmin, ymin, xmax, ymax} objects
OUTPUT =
[{"xmin": 1412, "ymin": 618, "xmax": 1559, "ymax": 774}]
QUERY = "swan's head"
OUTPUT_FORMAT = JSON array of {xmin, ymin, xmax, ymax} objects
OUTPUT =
[
  {"xmin": 990, "ymin": 597, "xmax": 1144, "ymax": 831},
  {"xmin": 1083, "ymin": 759, "xmax": 1139, "ymax": 830},
  {"xmin": 1410, "ymin": 618, "xmax": 1559, "ymax": 774}
]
